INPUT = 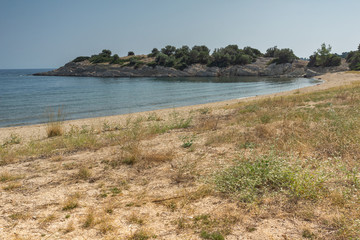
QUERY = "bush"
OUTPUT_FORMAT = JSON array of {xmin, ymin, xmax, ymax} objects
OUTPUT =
[
  {"xmin": 148, "ymin": 48, "xmax": 159, "ymax": 57},
  {"xmin": 346, "ymin": 44, "xmax": 360, "ymax": 70},
  {"xmin": 128, "ymin": 51, "xmax": 135, "ymax": 56},
  {"xmin": 155, "ymin": 53, "xmax": 169, "ymax": 66},
  {"xmin": 209, "ymin": 45, "xmax": 259, "ymax": 67},
  {"xmin": 264, "ymin": 46, "xmax": 280, "ymax": 57},
  {"xmin": 308, "ymin": 43, "xmax": 341, "ymax": 67},
  {"xmin": 147, "ymin": 61, "xmax": 157, "ymax": 68},
  {"xmin": 72, "ymin": 56, "xmax": 90, "ymax": 63},
  {"xmin": 110, "ymin": 54, "xmax": 120, "ymax": 64},
  {"xmin": 89, "ymin": 49, "xmax": 113, "ymax": 63},
  {"xmin": 273, "ymin": 48, "xmax": 298, "ymax": 64}
]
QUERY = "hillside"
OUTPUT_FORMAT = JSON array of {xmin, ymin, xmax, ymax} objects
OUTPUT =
[{"xmin": 34, "ymin": 56, "xmax": 349, "ymax": 78}]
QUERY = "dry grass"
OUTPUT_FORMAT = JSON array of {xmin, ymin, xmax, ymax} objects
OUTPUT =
[
  {"xmin": 62, "ymin": 193, "xmax": 81, "ymax": 211},
  {"xmin": 46, "ymin": 108, "xmax": 64, "ymax": 137}
]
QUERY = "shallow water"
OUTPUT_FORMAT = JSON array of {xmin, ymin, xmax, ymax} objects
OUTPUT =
[{"xmin": 0, "ymin": 69, "xmax": 320, "ymax": 127}]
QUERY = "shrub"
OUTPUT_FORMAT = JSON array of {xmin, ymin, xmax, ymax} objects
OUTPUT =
[
  {"xmin": 128, "ymin": 51, "xmax": 135, "ymax": 56},
  {"xmin": 308, "ymin": 43, "xmax": 341, "ymax": 67},
  {"xmin": 155, "ymin": 53, "xmax": 169, "ymax": 66},
  {"xmin": 269, "ymin": 48, "xmax": 298, "ymax": 64},
  {"xmin": 72, "ymin": 56, "xmax": 90, "ymax": 63},
  {"xmin": 110, "ymin": 54, "xmax": 120, "ymax": 64},
  {"xmin": 264, "ymin": 46, "xmax": 280, "ymax": 57},
  {"xmin": 148, "ymin": 48, "xmax": 159, "ymax": 57},
  {"xmin": 346, "ymin": 44, "xmax": 360, "ymax": 70},
  {"xmin": 146, "ymin": 61, "xmax": 157, "ymax": 68},
  {"xmin": 89, "ymin": 49, "xmax": 113, "ymax": 63}
]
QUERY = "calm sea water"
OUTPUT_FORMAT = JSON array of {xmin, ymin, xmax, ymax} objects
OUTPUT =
[{"xmin": 0, "ymin": 69, "xmax": 320, "ymax": 128}]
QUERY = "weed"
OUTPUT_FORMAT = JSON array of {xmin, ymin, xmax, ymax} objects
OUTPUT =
[
  {"xmin": 259, "ymin": 114, "xmax": 271, "ymax": 124},
  {"xmin": 2, "ymin": 133, "xmax": 21, "ymax": 147},
  {"xmin": 62, "ymin": 193, "xmax": 80, "ymax": 211},
  {"xmin": 181, "ymin": 138, "xmax": 193, "ymax": 148},
  {"xmin": 83, "ymin": 209, "xmax": 95, "ymax": 228},
  {"xmin": 77, "ymin": 167, "xmax": 92, "ymax": 180},
  {"xmin": 198, "ymin": 107, "xmax": 211, "ymax": 115},
  {"xmin": 46, "ymin": 107, "xmax": 64, "ymax": 137},
  {"xmin": 215, "ymin": 153, "xmax": 325, "ymax": 202},
  {"xmin": 127, "ymin": 212, "xmax": 145, "ymax": 225},
  {"xmin": 110, "ymin": 187, "xmax": 121, "ymax": 196},
  {"xmin": 3, "ymin": 182, "xmax": 22, "ymax": 191},
  {"xmin": 200, "ymin": 230, "xmax": 224, "ymax": 240},
  {"xmin": 302, "ymin": 229, "xmax": 315, "ymax": 239},
  {"xmin": 147, "ymin": 113, "xmax": 162, "ymax": 121},
  {"xmin": 0, "ymin": 172, "xmax": 23, "ymax": 182},
  {"xmin": 64, "ymin": 220, "xmax": 75, "ymax": 233},
  {"xmin": 102, "ymin": 121, "xmax": 113, "ymax": 132},
  {"xmin": 128, "ymin": 229, "xmax": 151, "ymax": 240},
  {"xmin": 9, "ymin": 212, "xmax": 30, "ymax": 220}
]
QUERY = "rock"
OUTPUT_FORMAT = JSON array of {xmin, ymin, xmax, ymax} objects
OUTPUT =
[{"xmin": 33, "ymin": 58, "xmax": 349, "ymax": 78}]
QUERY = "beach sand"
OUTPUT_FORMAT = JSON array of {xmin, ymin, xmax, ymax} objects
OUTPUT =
[
  {"xmin": 1, "ymin": 71, "xmax": 359, "ymax": 143},
  {"xmin": 1, "ymin": 71, "xmax": 360, "ymax": 239}
]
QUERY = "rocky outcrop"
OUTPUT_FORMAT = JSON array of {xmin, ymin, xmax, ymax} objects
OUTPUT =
[{"xmin": 34, "ymin": 57, "xmax": 349, "ymax": 78}]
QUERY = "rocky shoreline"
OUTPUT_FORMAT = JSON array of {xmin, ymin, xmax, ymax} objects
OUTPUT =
[{"xmin": 34, "ymin": 57, "xmax": 349, "ymax": 78}]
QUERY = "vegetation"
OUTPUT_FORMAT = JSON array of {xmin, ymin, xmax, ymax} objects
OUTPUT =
[
  {"xmin": 46, "ymin": 108, "xmax": 64, "ymax": 138},
  {"xmin": 209, "ymin": 45, "xmax": 260, "ymax": 67},
  {"xmin": 69, "ymin": 43, "xmax": 358, "ymax": 72},
  {"xmin": 68, "ymin": 44, "xmax": 263, "ymax": 70},
  {"xmin": 308, "ymin": 43, "xmax": 341, "ymax": 67},
  {"xmin": 265, "ymin": 46, "xmax": 298, "ymax": 64},
  {"xmin": 346, "ymin": 44, "xmax": 360, "ymax": 70}
]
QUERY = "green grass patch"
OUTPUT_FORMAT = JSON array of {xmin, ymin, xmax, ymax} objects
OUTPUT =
[{"xmin": 215, "ymin": 153, "xmax": 326, "ymax": 202}]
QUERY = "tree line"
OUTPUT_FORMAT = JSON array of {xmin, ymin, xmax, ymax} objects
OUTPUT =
[{"xmin": 71, "ymin": 43, "xmax": 360, "ymax": 70}]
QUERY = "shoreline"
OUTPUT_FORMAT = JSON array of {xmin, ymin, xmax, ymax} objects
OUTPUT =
[{"xmin": 1, "ymin": 72, "xmax": 359, "ymax": 143}]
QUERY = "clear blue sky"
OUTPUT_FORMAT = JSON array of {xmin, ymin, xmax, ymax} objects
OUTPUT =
[{"xmin": 1, "ymin": 0, "xmax": 359, "ymax": 69}]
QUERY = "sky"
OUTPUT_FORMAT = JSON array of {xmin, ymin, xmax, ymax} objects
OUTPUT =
[{"xmin": 1, "ymin": 0, "xmax": 360, "ymax": 69}]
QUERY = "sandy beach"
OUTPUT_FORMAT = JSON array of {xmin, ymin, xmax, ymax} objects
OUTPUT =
[
  {"xmin": 1, "ymin": 71, "xmax": 359, "ymax": 143},
  {"xmin": 1, "ymin": 71, "xmax": 360, "ymax": 239}
]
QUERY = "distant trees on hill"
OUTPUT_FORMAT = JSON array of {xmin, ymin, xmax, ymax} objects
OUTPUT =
[
  {"xmin": 71, "ymin": 43, "xmax": 359, "ymax": 70},
  {"xmin": 307, "ymin": 43, "xmax": 341, "ymax": 67}
]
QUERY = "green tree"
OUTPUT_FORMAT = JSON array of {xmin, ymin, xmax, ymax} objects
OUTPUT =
[
  {"xmin": 161, "ymin": 45, "xmax": 176, "ymax": 56},
  {"xmin": 101, "ymin": 49, "xmax": 112, "ymax": 57},
  {"xmin": 128, "ymin": 51, "xmax": 135, "ymax": 56},
  {"xmin": 148, "ymin": 48, "xmax": 159, "ymax": 57},
  {"xmin": 110, "ymin": 54, "xmax": 120, "ymax": 64},
  {"xmin": 308, "ymin": 43, "xmax": 341, "ymax": 67},
  {"xmin": 264, "ymin": 46, "xmax": 280, "ymax": 57}
]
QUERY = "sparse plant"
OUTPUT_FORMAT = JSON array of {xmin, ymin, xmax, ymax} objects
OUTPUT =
[
  {"xmin": 64, "ymin": 220, "xmax": 75, "ymax": 233},
  {"xmin": 128, "ymin": 229, "xmax": 151, "ymax": 240},
  {"xmin": 46, "ymin": 107, "xmax": 64, "ymax": 137},
  {"xmin": 3, "ymin": 182, "xmax": 22, "ymax": 191},
  {"xmin": 2, "ymin": 133, "xmax": 21, "ymax": 147},
  {"xmin": 200, "ymin": 230, "xmax": 225, "ymax": 240},
  {"xmin": 77, "ymin": 166, "xmax": 92, "ymax": 180},
  {"xmin": 62, "ymin": 193, "xmax": 80, "ymax": 211},
  {"xmin": 83, "ymin": 209, "xmax": 95, "ymax": 228}
]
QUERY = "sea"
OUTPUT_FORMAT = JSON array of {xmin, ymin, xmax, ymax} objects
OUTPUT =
[{"xmin": 0, "ymin": 69, "xmax": 321, "ymax": 128}]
